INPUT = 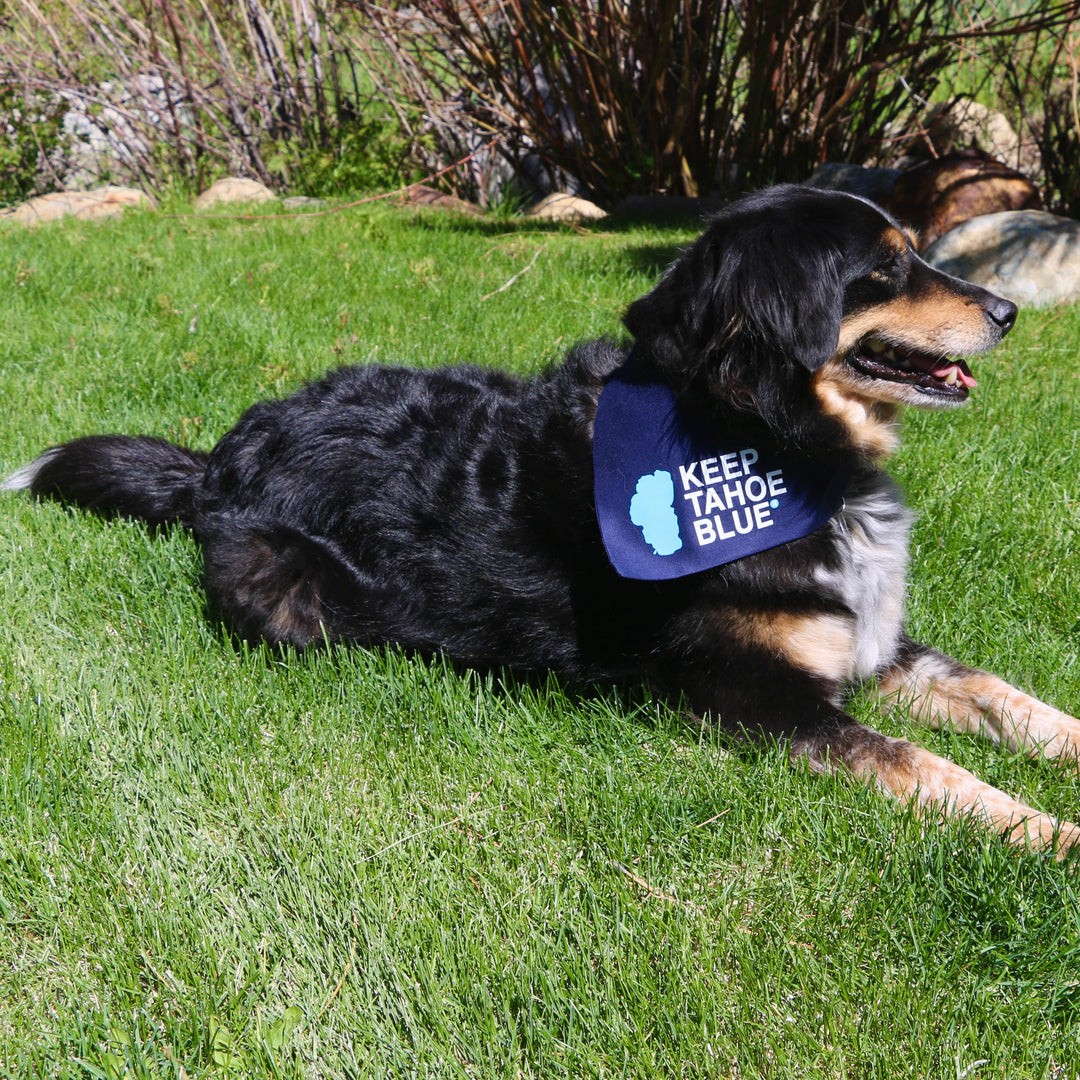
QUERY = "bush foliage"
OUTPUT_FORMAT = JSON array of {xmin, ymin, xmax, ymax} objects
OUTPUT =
[
  {"xmin": 0, "ymin": 1, "xmax": 1077, "ymax": 208},
  {"xmin": 968, "ymin": 11, "xmax": 1080, "ymax": 216},
  {"xmin": 356, "ymin": 0, "xmax": 1080, "ymax": 208},
  {"xmin": 0, "ymin": 82, "xmax": 68, "ymax": 203},
  {"xmin": 0, "ymin": 0, "xmax": 413, "ymax": 201}
]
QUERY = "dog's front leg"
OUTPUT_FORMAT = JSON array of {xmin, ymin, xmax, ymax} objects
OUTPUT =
[
  {"xmin": 789, "ymin": 715, "xmax": 1080, "ymax": 854},
  {"xmin": 876, "ymin": 637, "xmax": 1080, "ymax": 767},
  {"xmin": 676, "ymin": 652, "xmax": 1080, "ymax": 853}
]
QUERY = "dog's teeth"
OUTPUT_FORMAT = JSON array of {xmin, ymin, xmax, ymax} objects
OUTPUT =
[
  {"xmin": 944, "ymin": 367, "xmax": 958, "ymax": 386},
  {"xmin": 884, "ymin": 348, "xmax": 898, "ymax": 362}
]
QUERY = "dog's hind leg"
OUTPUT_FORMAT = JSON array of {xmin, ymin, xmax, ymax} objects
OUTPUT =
[
  {"xmin": 198, "ymin": 515, "xmax": 387, "ymax": 649},
  {"xmin": 875, "ymin": 637, "xmax": 1080, "ymax": 768}
]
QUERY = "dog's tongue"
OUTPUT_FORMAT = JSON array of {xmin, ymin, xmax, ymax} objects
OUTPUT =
[{"xmin": 910, "ymin": 354, "xmax": 977, "ymax": 388}]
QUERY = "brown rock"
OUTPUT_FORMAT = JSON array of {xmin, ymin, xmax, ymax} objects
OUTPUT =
[
  {"xmin": 525, "ymin": 193, "xmax": 608, "ymax": 223},
  {"xmin": 194, "ymin": 177, "xmax": 278, "ymax": 210},
  {"xmin": 398, "ymin": 184, "xmax": 482, "ymax": 216},
  {"xmin": 1, "ymin": 186, "xmax": 156, "ymax": 226},
  {"xmin": 886, "ymin": 151, "xmax": 1042, "ymax": 249}
]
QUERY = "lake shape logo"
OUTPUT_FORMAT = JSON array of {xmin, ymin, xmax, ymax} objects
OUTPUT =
[{"xmin": 629, "ymin": 469, "xmax": 682, "ymax": 556}]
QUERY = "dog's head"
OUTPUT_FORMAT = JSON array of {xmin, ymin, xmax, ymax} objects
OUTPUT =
[{"xmin": 623, "ymin": 185, "xmax": 1018, "ymax": 455}]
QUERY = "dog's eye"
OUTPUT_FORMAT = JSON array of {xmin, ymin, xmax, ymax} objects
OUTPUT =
[
  {"xmin": 868, "ymin": 252, "xmax": 907, "ymax": 285},
  {"xmin": 877, "ymin": 253, "xmax": 904, "ymax": 276}
]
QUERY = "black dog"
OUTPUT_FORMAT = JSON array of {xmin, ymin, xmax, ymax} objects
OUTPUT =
[{"xmin": 8, "ymin": 185, "xmax": 1079, "ymax": 851}]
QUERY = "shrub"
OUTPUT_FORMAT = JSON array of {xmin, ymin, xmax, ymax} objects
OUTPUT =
[
  {"xmin": 0, "ymin": 0, "xmax": 414, "ymax": 196},
  {"xmin": 960, "ymin": 14, "xmax": 1080, "ymax": 215},
  {"xmin": 354, "ymin": 0, "xmax": 1080, "ymax": 208},
  {"xmin": 0, "ymin": 81, "xmax": 68, "ymax": 205}
]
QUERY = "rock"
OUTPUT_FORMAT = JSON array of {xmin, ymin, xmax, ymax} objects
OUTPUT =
[
  {"xmin": 56, "ymin": 76, "xmax": 191, "ymax": 189},
  {"xmin": 887, "ymin": 151, "xmax": 1042, "ymax": 249},
  {"xmin": 0, "ymin": 185, "xmax": 156, "ymax": 226},
  {"xmin": 923, "ymin": 210, "xmax": 1080, "ymax": 307},
  {"xmin": 194, "ymin": 177, "xmax": 278, "ymax": 210},
  {"xmin": 525, "ymin": 192, "xmax": 608, "ymax": 223},
  {"xmin": 803, "ymin": 163, "xmax": 900, "ymax": 204},
  {"xmin": 281, "ymin": 195, "xmax": 328, "ymax": 211},
  {"xmin": 397, "ymin": 184, "xmax": 482, "ymax": 216},
  {"xmin": 920, "ymin": 97, "xmax": 1041, "ymax": 177}
]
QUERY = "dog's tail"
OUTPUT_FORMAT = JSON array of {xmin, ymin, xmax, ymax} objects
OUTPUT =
[{"xmin": 3, "ymin": 435, "xmax": 209, "ymax": 529}]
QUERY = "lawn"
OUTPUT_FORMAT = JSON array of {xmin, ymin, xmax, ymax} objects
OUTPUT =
[{"xmin": 1, "ymin": 199, "xmax": 1079, "ymax": 1078}]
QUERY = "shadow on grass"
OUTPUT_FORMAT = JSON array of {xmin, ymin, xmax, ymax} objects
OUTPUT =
[
  {"xmin": 369, "ymin": 201, "xmax": 707, "ymax": 279},
  {"xmin": 198, "ymin": 196, "xmax": 711, "ymax": 294}
]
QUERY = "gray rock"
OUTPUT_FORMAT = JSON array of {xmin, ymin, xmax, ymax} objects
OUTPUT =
[
  {"xmin": 923, "ymin": 210, "xmax": 1080, "ymax": 307},
  {"xmin": 57, "ymin": 76, "xmax": 194, "ymax": 188},
  {"xmin": 803, "ymin": 163, "xmax": 900, "ymax": 204},
  {"xmin": 281, "ymin": 196, "xmax": 328, "ymax": 211}
]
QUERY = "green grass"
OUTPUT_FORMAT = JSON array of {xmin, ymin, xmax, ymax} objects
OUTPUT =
[{"xmin": 1, "ymin": 201, "xmax": 1080, "ymax": 1078}]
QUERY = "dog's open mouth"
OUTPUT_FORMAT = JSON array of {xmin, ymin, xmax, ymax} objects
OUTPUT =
[{"xmin": 850, "ymin": 336, "xmax": 977, "ymax": 398}]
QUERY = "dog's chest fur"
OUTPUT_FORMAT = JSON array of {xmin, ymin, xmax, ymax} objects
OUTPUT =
[{"xmin": 817, "ymin": 471, "xmax": 912, "ymax": 682}]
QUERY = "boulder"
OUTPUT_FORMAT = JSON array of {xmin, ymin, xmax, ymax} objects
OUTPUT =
[
  {"xmin": 281, "ymin": 195, "xmax": 328, "ymax": 211},
  {"xmin": 803, "ymin": 163, "xmax": 900, "ymax": 204},
  {"xmin": 54, "ymin": 76, "xmax": 192, "ymax": 189},
  {"xmin": 1, "ymin": 185, "xmax": 156, "ymax": 226},
  {"xmin": 921, "ymin": 97, "xmax": 1041, "ymax": 176},
  {"xmin": 194, "ymin": 177, "xmax": 278, "ymax": 210},
  {"xmin": 887, "ymin": 151, "xmax": 1042, "ymax": 249},
  {"xmin": 525, "ymin": 192, "xmax": 608, "ymax": 223},
  {"xmin": 922, "ymin": 210, "xmax": 1080, "ymax": 307},
  {"xmin": 398, "ymin": 184, "xmax": 482, "ymax": 216}
]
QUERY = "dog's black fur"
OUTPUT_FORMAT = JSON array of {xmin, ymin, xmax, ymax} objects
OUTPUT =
[{"xmin": 12, "ymin": 185, "xmax": 1080, "ymax": 849}]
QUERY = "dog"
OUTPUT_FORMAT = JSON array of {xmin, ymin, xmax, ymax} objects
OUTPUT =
[{"xmin": 7, "ymin": 185, "xmax": 1080, "ymax": 852}]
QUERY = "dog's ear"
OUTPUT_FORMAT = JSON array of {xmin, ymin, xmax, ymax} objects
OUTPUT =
[{"xmin": 623, "ymin": 209, "xmax": 846, "ymax": 380}]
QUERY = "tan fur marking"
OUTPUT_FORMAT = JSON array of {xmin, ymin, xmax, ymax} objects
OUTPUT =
[
  {"xmin": 737, "ymin": 610, "xmax": 857, "ymax": 683},
  {"xmin": 857, "ymin": 740, "xmax": 1080, "ymax": 853},
  {"xmin": 817, "ymin": 277, "xmax": 1002, "ymax": 445},
  {"xmin": 800, "ymin": 731, "xmax": 1080, "ymax": 854},
  {"xmin": 883, "ymin": 227, "xmax": 910, "ymax": 254},
  {"xmin": 266, "ymin": 591, "xmax": 321, "ymax": 644},
  {"xmin": 866, "ymin": 229, "xmax": 912, "ymax": 283},
  {"xmin": 877, "ymin": 658, "xmax": 1080, "ymax": 766},
  {"xmin": 836, "ymin": 291, "xmax": 992, "ymax": 358},
  {"xmin": 812, "ymin": 361, "xmax": 900, "ymax": 456}
]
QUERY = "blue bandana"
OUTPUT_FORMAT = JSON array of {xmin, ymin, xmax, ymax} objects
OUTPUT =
[{"xmin": 593, "ymin": 357, "xmax": 852, "ymax": 580}]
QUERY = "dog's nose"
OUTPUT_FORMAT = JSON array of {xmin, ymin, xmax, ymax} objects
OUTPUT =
[{"xmin": 987, "ymin": 296, "xmax": 1018, "ymax": 333}]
